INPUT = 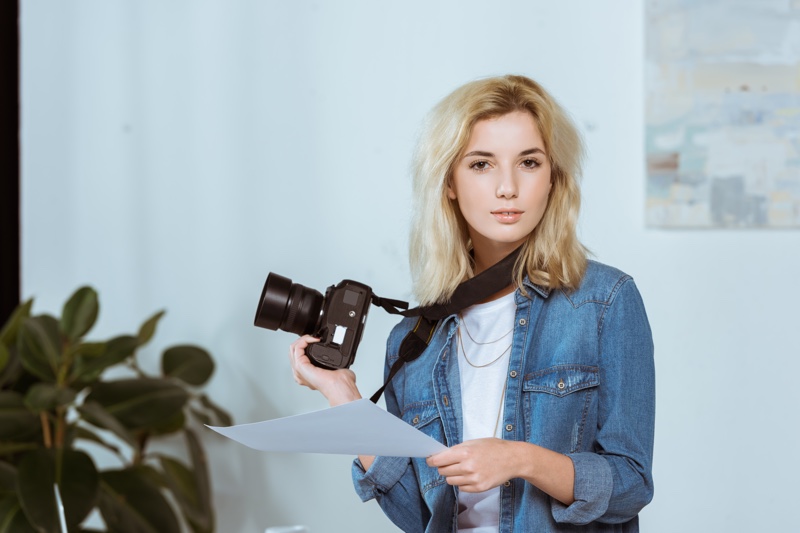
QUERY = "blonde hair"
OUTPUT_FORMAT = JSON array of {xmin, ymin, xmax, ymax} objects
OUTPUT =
[{"xmin": 409, "ymin": 74, "xmax": 588, "ymax": 305}]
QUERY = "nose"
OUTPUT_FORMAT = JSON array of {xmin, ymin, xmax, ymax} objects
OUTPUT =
[{"xmin": 496, "ymin": 168, "xmax": 518, "ymax": 199}]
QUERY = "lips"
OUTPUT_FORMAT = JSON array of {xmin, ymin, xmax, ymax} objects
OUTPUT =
[{"xmin": 491, "ymin": 208, "xmax": 523, "ymax": 223}]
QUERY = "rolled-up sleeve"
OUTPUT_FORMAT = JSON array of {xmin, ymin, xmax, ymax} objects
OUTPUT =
[
  {"xmin": 552, "ymin": 278, "xmax": 655, "ymax": 525},
  {"xmin": 352, "ymin": 454, "xmax": 431, "ymax": 532},
  {"xmin": 352, "ymin": 454, "xmax": 413, "ymax": 501}
]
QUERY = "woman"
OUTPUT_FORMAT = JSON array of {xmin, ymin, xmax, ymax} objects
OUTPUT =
[{"xmin": 289, "ymin": 74, "xmax": 655, "ymax": 532}]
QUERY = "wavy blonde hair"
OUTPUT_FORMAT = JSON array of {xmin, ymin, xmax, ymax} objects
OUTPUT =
[{"xmin": 409, "ymin": 74, "xmax": 588, "ymax": 305}]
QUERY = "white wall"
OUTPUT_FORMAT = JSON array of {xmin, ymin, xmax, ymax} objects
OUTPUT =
[{"xmin": 20, "ymin": 1, "xmax": 800, "ymax": 532}]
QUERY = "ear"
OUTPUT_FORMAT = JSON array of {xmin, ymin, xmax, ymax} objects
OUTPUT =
[{"xmin": 446, "ymin": 180, "xmax": 457, "ymax": 200}]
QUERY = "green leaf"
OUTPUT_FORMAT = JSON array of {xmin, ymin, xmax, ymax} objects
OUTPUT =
[
  {"xmin": 156, "ymin": 455, "xmax": 211, "ymax": 532},
  {"xmin": 16, "ymin": 316, "xmax": 61, "ymax": 382},
  {"xmin": 77, "ymin": 402, "xmax": 136, "ymax": 448},
  {"xmin": 0, "ymin": 300, "xmax": 33, "ymax": 391},
  {"xmin": 161, "ymin": 345, "xmax": 214, "ymax": 387},
  {"xmin": 71, "ymin": 426, "xmax": 122, "ymax": 457},
  {"xmin": 0, "ymin": 461, "xmax": 16, "ymax": 493},
  {"xmin": 137, "ymin": 310, "xmax": 165, "ymax": 346},
  {"xmin": 0, "ymin": 351, "xmax": 27, "ymax": 392},
  {"xmin": 60, "ymin": 287, "xmax": 99, "ymax": 342},
  {"xmin": 189, "ymin": 408, "xmax": 212, "ymax": 427},
  {"xmin": 23, "ymin": 383, "xmax": 76, "ymax": 412},
  {"xmin": 72, "ymin": 335, "xmax": 138, "ymax": 383},
  {"xmin": 185, "ymin": 429, "xmax": 212, "ymax": 531},
  {"xmin": 198, "ymin": 394, "xmax": 233, "ymax": 427},
  {"xmin": 84, "ymin": 379, "xmax": 189, "ymax": 431},
  {"xmin": 97, "ymin": 467, "xmax": 182, "ymax": 533},
  {"xmin": 66, "ymin": 342, "xmax": 108, "ymax": 389},
  {"xmin": 0, "ymin": 494, "xmax": 37, "ymax": 533},
  {"xmin": 135, "ymin": 464, "xmax": 166, "ymax": 487},
  {"xmin": 70, "ymin": 341, "xmax": 106, "ymax": 359},
  {"xmin": 0, "ymin": 392, "xmax": 41, "ymax": 441},
  {"xmin": 16, "ymin": 448, "xmax": 98, "ymax": 532},
  {"xmin": 0, "ymin": 299, "xmax": 33, "ymax": 348},
  {"xmin": 151, "ymin": 410, "xmax": 186, "ymax": 436},
  {"xmin": 0, "ymin": 345, "xmax": 8, "ymax": 375},
  {"xmin": 0, "ymin": 443, "xmax": 40, "ymax": 457}
]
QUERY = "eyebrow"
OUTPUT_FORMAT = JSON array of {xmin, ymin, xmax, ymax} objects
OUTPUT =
[{"xmin": 463, "ymin": 148, "xmax": 546, "ymax": 158}]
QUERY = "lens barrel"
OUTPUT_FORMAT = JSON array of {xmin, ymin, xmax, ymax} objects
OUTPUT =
[{"xmin": 254, "ymin": 273, "xmax": 323, "ymax": 336}]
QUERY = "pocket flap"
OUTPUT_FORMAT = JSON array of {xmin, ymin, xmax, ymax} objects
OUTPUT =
[
  {"xmin": 401, "ymin": 400, "xmax": 440, "ymax": 428},
  {"xmin": 523, "ymin": 365, "xmax": 599, "ymax": 397}
]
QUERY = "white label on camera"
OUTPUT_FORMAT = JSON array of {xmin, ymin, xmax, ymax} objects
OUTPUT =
[{"xmin": 333, "ymin": 325, "xmax": 347, "ymax": 345}]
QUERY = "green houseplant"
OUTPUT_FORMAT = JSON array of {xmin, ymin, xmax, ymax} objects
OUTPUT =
[{"xmin": 0, "ymin": 287, "xmax": 232, "ymax": 532}]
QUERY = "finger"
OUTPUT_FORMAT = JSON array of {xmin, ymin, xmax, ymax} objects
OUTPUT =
[
  {"xmin": 443, "ymin": 474, "xmax": 471, "ymax": 487},
  {"xmin": 435, "ymin": 467, "xmax": 464, "ymax": 480},
  {"xmin": 452, "ymin": 482, "xmax": 481, "ymax": 493},
  {"xmin": 288, "ymin": 337, "xmax": 318, "ymax": 367},
  {"xmin": 426, "ymin": 450, "xmax": 450, "ymax": 467},
  {"xmin": 296, "ymin": 334, "xmax": 320, "ymax": 347},
  {"xmin": 426, "ymin": 449, "xmax": 462, "ymax": 468}
]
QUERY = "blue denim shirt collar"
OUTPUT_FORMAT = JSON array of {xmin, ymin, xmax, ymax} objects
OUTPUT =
[{"xmin": 522, "ymin": 276, "xmax": 552, "ymax": 299}]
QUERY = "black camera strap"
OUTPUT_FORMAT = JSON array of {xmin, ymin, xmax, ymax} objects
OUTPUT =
[{"xmin": 368, "ymin": 245, "xmax": 523, "ymax": 403}]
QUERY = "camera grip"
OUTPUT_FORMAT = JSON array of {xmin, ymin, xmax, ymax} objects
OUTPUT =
[{"xmin": 307, "ymin": 343, "xmax": 353, "ymax": 370}]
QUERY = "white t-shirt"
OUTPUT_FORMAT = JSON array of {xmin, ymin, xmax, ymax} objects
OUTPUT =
[{"xmin": 456, "ymin": 291, "xmax": 516, "ymax": 533}]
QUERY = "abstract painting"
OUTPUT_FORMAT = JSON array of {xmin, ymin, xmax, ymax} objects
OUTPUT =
[{"xmin": 645, "ymin": 0, "xmax": 800, "ymax": 228}]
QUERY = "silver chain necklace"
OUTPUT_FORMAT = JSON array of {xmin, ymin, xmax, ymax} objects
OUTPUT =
[
  {"xmin": 458, "ymin": 327, "xmax": 511, "ymax": 436},
  {"xmin": 459, "ymin": 314, "xmax": 513, "ymax": 345},
  {"xmin": 457, "ymin": 326, "xmax": 511, "ymax": 368},
  {"xmin": 457, "ymin": 314, "xmax": 513, "ymax": 435}
]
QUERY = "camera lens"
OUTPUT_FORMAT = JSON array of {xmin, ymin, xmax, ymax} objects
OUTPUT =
[{"xmin": 254, "ymin": 273, "xmax": 324, "ymax": 336}]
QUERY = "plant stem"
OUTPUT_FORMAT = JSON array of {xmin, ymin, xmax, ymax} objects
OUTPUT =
[
  {"xmin": 127, "ymin": 359, "xmax": 146, "ymax": 378},
  {"xmin": 54, "ymin": 406, "xmax": 66, "ymax": 448},
  {"xmin": 40, "ymin": 412, "xmax": 52, "ymax": 448},
  {"xmin": 133, "ymin": 432, "xmax": 149, "ymax": 466}
]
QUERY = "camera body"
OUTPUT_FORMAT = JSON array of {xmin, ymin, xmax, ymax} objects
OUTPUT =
[
  {"xmin": 306, "ymin": 280, "xmax": 372, "ymax": 369},
  {"xmin": 254, "ymin": 273, "xmax": 373, "ymax": 369}
]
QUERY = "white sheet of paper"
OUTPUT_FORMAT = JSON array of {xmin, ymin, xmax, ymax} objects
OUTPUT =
[{"xmin": 207, "ymin": 399, "xmax": 447, "ymax": 457}]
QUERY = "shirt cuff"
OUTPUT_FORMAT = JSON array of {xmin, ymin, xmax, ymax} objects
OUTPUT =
[
  {"xmin": 551, "ymin": 452, "xmax": 613, "ymax": 525},
  {"xmin": 351, "ymin": 456, "xmax": 412, "ymax": 502}
]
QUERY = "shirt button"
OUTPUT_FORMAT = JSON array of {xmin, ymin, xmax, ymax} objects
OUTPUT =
[
  {"xmin": 519, "ymin": 318, "xmax": 526, "ymax": 326},
  {"xmin": 557, "ymin": 379, "xmax": 566, "ymax": 390},
  {"xmin": 505, "ymin": 424, "xmax": 513, "ymax": 432},
  {"xmin": 412, "ymin": 416, "xmax": 420, "ymax": 425},
  {"xmin": 509, "ymin": 370, "xmax": 518, "ymax": 378},
  {"xmin": 504, "ymin": 481, "xmax": 511, "ymax": 487}
]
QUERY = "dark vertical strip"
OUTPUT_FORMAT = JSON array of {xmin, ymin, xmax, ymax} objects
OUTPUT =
[{"xmin": 1, "ymin": 1, "xmax": 20, "ymax": 323}]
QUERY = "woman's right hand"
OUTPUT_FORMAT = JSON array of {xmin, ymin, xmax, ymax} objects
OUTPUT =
[
  {"xmin": 288, "ymin": 335, "xmax": 362, "ymax": 407},
  {"xmin": 288, "ymin": 335, "xmax": 376, "ymax": 470}
]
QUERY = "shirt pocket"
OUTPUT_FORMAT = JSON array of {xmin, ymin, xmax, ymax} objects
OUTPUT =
[
  {"xmin": 522, "ymin": 365, "xmax": 599, "ymax": 453},
  {"xmin": 401, "ymin": 401, "xmax": 447, "ymax": 494}
]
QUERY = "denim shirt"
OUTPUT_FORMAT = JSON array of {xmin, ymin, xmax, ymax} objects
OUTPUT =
[{"xmin": 352, "ymin": 260, "xmax": 655, "ymax": 532}]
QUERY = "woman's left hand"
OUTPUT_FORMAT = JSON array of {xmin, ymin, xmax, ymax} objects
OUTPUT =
[
  {"xmin": 427, "ymin": 439, "xmax": 576, "ymax": 504},
  {"xmin": 426, "ymin": 438, "xmax": 514, "ymax": 493}
]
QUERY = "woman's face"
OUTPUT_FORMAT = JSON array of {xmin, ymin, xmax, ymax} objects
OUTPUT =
[{"xmin": 448, "ymin": 110, "xmax": 552, "ymax": 262}]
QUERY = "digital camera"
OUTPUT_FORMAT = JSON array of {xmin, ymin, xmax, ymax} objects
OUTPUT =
[{"xmin": 254, "ymin": 273, "xmax": 373, "ymax": 369}]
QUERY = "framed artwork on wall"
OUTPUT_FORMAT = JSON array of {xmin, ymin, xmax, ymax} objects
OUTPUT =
[{"xmin": 645, "ymin": 0, "xmax": 800, "ymax": 228}]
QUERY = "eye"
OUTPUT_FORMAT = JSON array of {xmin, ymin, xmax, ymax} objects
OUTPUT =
[
  {"xmin": 521, "ymin": 159, "xmax": 540, "ymax": 169},
  {"xmin": 468, "ymin": 160, "xmax": 490, "ymax": 172}
]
